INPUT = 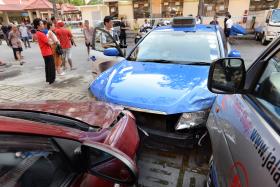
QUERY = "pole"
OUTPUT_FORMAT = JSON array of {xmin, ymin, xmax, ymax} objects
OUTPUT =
[{"xmin": 52, "ymin": 0, "xmax": 58, "ymax": 18}]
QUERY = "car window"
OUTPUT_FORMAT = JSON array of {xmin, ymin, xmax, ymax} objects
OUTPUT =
[
  {"xmin": 0, "ymin": 135, "xmax": 74, "ymax": 187},
  {"xmin": 94, "ymin": 29, "xmax": 118, "ymax": 52},
  {"xmin": 254, "ymin": 50, "xmax": 280, "ymax": 121},
  {"xmin": 128, "ymin": 31, "xmax": 220, "ymax": 63}
]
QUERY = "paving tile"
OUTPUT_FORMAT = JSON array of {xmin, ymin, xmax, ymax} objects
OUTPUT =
[
  {"xmin": 182, "ymin": 171, "xmax": 206, "ymax": 187},
  {"xmin": 138, "ymin": 160, "xmax": 180, "ymax": 187}
]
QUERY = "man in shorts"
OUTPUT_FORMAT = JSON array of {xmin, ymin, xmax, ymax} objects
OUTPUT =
[
  {"xmin": 83, "ymin": 20, "xmax": 94, "ymax": 61},
  {"xmin": 55, "ymin": 21, "xmax": 75, "ymax": 70},
  {"xmin": 8, "ymin": 25, "xmax": 25, "ymax": 65}
]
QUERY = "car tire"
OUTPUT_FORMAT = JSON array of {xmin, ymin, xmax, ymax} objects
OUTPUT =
[{"xmin": 261, "ymin": 33, "xmax": 269, "ymax": 45}]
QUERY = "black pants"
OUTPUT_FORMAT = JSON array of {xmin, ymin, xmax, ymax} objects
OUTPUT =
[
  {"xmin": 120, "ymin": 33, "xmax": 126, "ymax": 46},
  {"xmin": 43, "ymin": 55, "xmax": 56, "ymax": 84}
]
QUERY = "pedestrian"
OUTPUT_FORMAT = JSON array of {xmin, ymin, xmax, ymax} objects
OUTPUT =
[
  {"xmin": 224, "ymin": 12, "xmax": 230, "ymax": 36},
  {"xmin": 33, "ymin": 18, "xmax": 56, "ymax": 84},
  {"xmin": 133, "ymin": 19, "xmax": 140, "ymax": 33},
  {"xmin": 83, "ymin": 20, "xmax": 94, "ymax": 60},
  {"xmin": 102, "ymin": 16, "xmax": 119, "ymax": 46},
  {"xmin": 196, "ymin": 15, "xmax": 202, "ymax": 24},
  {"xmin": 1, "ymin": 24, "xmax": 10, "ymax": 46},
  {"xmin": 8, "ymin": 25, "xmax": 25, "ymax": 65},
  {"xmin": 45, "ymin": 21, "xmax": 64, "ymax": 76},
  {"xmin": 225, "ymin": 14, "xmax": 233, "ymax": 43},
  {"xmin": 143, "ymin": 19, "xmax": 151, "ymax": 28},
  {"xmin": 19, "ymin": 22, "xmax": 31, "ymax": 48},
  {"xmin": 120, "ymin": 17, "xmax": 128, "ymax": 48},
  {"xmin": 210, "ymin": 15, "xmax": 219, "ymax": 25},
  {"xmin": 55, "ymin": 21, "xmax": 75, "ymax": 70}
]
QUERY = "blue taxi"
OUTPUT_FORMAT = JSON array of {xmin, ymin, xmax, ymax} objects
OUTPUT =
[{"xmin": 89, "ymin": 17, "xmax": 241, "ymax": 147}]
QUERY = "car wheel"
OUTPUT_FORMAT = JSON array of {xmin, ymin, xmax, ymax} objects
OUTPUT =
[{"xmin": 261, "ymin": 33, "xmax": 269, "ymax": 45}]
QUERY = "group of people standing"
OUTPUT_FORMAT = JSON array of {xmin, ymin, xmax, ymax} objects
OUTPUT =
[{"xmin": 34, "ymin": 17, "xmax": 75, "ymax": 84}]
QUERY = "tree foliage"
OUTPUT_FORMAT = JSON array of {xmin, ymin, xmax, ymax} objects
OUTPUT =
[{"xmin": 88, "ymin": 0, "xmax": 103, "ymax": 5}]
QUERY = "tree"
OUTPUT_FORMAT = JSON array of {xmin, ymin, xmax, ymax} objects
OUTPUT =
[
  {"xmin": 88, "ymin": 0, "xmax": 103, "ymax": 5},
  {"xmin": 69, "ymin": 0, "xmax": 85, "ymax": 6}
]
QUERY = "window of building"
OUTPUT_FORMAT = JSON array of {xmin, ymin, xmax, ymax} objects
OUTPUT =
[
  {"xmin": 249, "ymin": 0, "xmax": 279, "ymax": 11},
  {"xmin": 203, "ymin": 0, "xmax": 229, "ymax": 17},
  {"xmin": 133, "ymin": 0, "xmax": 150, "ymax": 19},
  {"xmin": 161, "ymin": 0, "xmax": 183, "ymax": 18},
  {"xmin": 109, "ymin": 2, "xmax": 118, "ymax": 18}
]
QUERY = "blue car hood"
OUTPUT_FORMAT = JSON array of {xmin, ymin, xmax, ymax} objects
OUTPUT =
[{"xmin": 91, "ymin": 61, "xmax": 216, "ymax": 114}]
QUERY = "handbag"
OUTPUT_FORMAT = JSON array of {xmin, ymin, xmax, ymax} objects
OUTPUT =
[{"xmin": 56, "ymin": 44, "xmax": 63, "ymax": 55}]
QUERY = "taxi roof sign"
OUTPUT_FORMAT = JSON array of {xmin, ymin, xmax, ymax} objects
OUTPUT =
[{"xmin": 172, "ymin": 17, "xmax": 196, "ymax": 27}]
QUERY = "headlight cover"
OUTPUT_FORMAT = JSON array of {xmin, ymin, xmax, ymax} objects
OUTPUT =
[
  {"xmin": 267, "ymin": 31, "xmax": 277, "ymax": 36},
  {"xmin": 175, "ymin": 109, "xmax": 210, "ymax": 131}
]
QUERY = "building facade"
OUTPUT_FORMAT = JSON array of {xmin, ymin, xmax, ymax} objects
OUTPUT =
[{"xmin": 78, "ymin": 0, "xmax": 280, "ymax": 28}]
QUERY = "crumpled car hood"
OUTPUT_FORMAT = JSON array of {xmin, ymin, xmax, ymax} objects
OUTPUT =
[
  {"xmin": 0, "ymin": 101, "xmax": 123, "ymax": 128},
  {"xmin": 91, "ymin": 61, "xmax": 216, "ymax": 114}
]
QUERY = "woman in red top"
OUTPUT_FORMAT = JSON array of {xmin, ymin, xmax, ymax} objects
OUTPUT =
[{"xmin": 33, "ymin": 18, "xmax": 55, "ymax": 84}]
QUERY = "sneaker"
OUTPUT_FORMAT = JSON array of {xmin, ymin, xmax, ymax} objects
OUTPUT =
[
  {"xmin": 58, "ymin": 72, "xmax": 65, "ymax": 76},
  {"xmin": 20, "ymin": 61, "xmax": 25, "ymax": 65}
]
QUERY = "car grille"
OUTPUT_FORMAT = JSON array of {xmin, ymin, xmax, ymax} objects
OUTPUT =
[{"xmin": 132, "ymin": 111, "xmax": 181, "ymax": 132}]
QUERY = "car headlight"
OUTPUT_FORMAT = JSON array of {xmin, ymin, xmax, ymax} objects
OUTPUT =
[
  {"xmin": 175, "ymin": 109, "xmax": 210, "ymax": 131},
  {"xmin": 267, "ymin": 31, "xmax": 277, "ymax": 36}
]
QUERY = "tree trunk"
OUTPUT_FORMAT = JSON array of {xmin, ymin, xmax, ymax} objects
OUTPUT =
[{"xmin": 198, "ymin": 0, "xmax": 204, "ymax": 16}]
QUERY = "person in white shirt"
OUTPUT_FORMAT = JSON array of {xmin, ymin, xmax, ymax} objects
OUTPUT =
[
  {"xmin": 225, "ymin": 14, "xmax": 233, "ymax": 39},
  {"xmin": 143, "ymin": 19, "xmax": 151, "ymax": 28},
  {"xmin": 19, "ymin": 22, "xmax": 31, "ymax": 48}
]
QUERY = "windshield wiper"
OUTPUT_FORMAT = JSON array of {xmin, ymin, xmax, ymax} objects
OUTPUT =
[
  {"xmin": 185, "ymin": 62, "xmax": 210, "ymax": 66},
  {"xmin": 137, "ymin": 59, "xmax": 175, "ymax": 63}
]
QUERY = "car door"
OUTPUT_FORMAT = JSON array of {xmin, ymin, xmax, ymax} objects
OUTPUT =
[
  {"xmin": 208, "ymin": 43, "xmax": 280, "ymax": 187},
  {"xmin": 90, "ymin": 28, "xmax": 125, "ymax": 76}
]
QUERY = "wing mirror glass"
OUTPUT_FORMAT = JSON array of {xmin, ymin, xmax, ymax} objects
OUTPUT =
[
  {"xmin": 228, "ymin": 49, "xmax": 241, "ymax": 58},
  {"xmin": 81, "ymin": 142, "xmax": 138, "ymax": 185},
  {"xmin": 103, "ymin": 48, "xmax": 120, "ymax": 56},
  {"xmin": 208, "ymin": 58, "xmax": 246, "ymax": 94}
]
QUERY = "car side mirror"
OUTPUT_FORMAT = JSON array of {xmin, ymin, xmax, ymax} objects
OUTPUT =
[
  {"xmin": 266, "ymin": 19, "xmax": 269, "ymax": 23},
  {"xmin": 228, "ymin": 49, "xmax": 241, "ymax": 58},
  {"xmin": 103, "ymin": 48, "xmax": 120, "ymax": 57},
  {"xmin": 208, "ymin": 58, "xmax": 246, "ymax": 94},
  {"xmin": 81, "ymin": 142, "xmax": 138, "ymax": 185}
]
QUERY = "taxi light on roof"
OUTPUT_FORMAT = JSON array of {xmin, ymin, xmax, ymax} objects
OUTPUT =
[{"xmin": 172, "ymin": 17, "xmax": 196, "ymax": 27}]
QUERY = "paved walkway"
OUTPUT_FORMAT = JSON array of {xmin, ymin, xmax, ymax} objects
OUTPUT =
[{"xmin": 0, "ymin": 84, "xmax": 89, "ymax": 103}]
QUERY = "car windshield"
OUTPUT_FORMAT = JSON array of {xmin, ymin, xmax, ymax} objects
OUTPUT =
[
  {"xmin": 128, "ymin": 30, "xmax": 220, "ymax": 64},
  {"xmin": 272, "ymin": 9, "xmax": 280, "ymax": 23}
]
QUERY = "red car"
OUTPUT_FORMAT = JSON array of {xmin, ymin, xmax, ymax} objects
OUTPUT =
[{"xmin": 0, "ymin": 101, "xmax": 139, "ymax": 187}]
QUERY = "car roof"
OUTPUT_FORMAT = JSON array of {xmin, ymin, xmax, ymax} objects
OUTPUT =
[{"xmin": 154, "ymin": 24, "xmax": 218, "ymax": 33}]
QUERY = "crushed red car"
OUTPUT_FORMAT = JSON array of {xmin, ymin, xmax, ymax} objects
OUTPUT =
[{"xmin": 0, "ymin": 101, "xmax": 139, "ymax": 187}]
